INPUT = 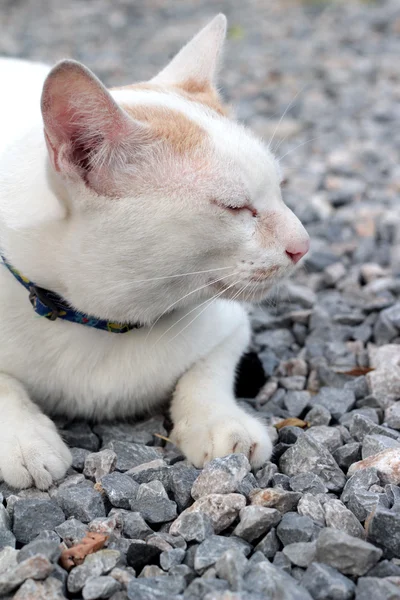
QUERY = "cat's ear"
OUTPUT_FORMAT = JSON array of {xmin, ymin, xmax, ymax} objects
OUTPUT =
[
  {"xmin": 152, "ymin": 14, "xmax": 227, "ymax": 91},
  {"xmin": 41, "ymin": 60, "xmax": 149, "ymax": 181}
]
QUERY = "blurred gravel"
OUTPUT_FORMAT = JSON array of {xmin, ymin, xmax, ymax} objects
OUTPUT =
[{"xmin": 1, "ymin": 0, "xmax": 400, "ymax": 598}]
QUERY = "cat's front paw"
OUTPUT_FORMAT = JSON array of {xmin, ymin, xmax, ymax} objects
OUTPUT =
[
  {"xmin": 171, "ymin": 410, "xmax": 273, "ymax": 469},
  {"xmin": 0, "ymin": 413, "xmax": 72, "ymax": 490}
]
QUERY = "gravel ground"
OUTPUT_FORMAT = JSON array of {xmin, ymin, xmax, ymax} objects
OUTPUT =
[{"xmin": 1, "ymin": 0, "xmax": 400, "ymax": 598}]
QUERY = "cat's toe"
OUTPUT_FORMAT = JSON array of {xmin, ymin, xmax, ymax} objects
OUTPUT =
[
  {"xmin": 211, "ymin": 415, "xmax": 273, "ymax": 468},
  {"xmin": 171, "ymin": 412, "xmax": 273, "ymax": 469},
  {"xmin": 1, "ymin": 458, "xmax": 33, "ymax": 490},
  {"xmin": 169, "ymin": 421, "xmax": 211, "ymax": 468},
  {"xmin": 0, "ymin": 419, "xmax": 72, "ymax": 490}
]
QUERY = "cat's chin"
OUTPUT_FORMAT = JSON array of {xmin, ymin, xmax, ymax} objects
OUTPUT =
[{"xmin": 218, "ymin": 279, "xmax": 284, "ymax": 303}]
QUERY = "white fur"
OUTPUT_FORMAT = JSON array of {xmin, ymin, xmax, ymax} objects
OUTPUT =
[
  {"xmin": 0, "ymin": 15, "xmax": 309, "ymax": 489},
  {"xmin": 152, "ymin": 13, "xmax": 225, "ymax": 86}
]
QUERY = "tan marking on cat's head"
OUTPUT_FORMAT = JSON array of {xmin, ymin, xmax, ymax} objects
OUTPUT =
[
  {"xmin": 113, "ymin": 82, "xmax": 164, "ymax": 93},
  {"xmin": 175, "ymin": 79, "xmax": 229, "ymax": 116},
  {"xmin": 121, "ymin": 103, "xmax": 205, "ymax": 154},
  {"xmin": 112, "ymin": 79, "xmax": 228, "ymax": 117}
]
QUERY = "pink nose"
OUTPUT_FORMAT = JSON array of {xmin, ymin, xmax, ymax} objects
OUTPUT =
[{"xmin": 285, "ymin": 239, "xmax": 310, "ymax": 264}]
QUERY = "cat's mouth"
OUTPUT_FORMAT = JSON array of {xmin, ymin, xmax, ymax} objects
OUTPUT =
[
  {"xmin": 210, "ymin": 269, "xmax": 284, "ymax": 301},
  {"xmin": 250, "ymin": 266, "xmax": 280, "ymax": 281}
]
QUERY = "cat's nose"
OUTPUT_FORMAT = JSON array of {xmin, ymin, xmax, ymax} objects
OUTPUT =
[{"xmin": 285, "ymin": 238, "xmax": 310, "ymax": 264}]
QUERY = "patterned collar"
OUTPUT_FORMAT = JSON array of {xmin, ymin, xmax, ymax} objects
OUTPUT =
[{"xmin": 1, "ymin": 256, "xmax": 141, "ymax": 334}]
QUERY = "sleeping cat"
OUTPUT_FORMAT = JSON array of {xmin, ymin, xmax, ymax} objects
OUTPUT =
[{"xmin": 0, "ymin": 14, "xmax": 309, "ymax": 490}]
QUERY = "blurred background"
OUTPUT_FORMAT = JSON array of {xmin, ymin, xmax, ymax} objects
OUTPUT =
[{"xmin": 1, "ymin": 0, "xmax": 399, "ymax": 275}]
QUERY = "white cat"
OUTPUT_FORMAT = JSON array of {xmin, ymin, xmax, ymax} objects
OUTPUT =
[{"xmin": 0, "ymin": 15, "xmax": 309, "ymax": 490}]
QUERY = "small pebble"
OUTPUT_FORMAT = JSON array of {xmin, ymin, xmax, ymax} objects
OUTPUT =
[
  {"xmin": 130, "ymin": 481, "xmax": 177, "ymax": 524},
  {"xmin": 312, "ymin": 388, "xmax": 356, "ymax": 421},
  {"xmin": 306, "ymin": 425, "xmax": 343, "ymax": 452},
  {"xmin": 0, "ymin": 555, "xmax": 53, "ymax": 596},
  {"xmin": 101, "ymin": 472, "xmax": 140, "ymax": 510},
  {"xmin": 355, "ymin": 577, "xmax": 400, "ymax": 600},
  {"xmin": 83, "ymin": 449, "xmax": 117, "ymax": 482},
  {"xmin": 277, "ymin": 512, "xmax": 319, "ymax": 546},
  {"xmin": 215, "ymin": 548, "xmax": 248, "ymax": 591},
  {"xmin": 254, "ymin": 528, "xmax": 280, "ymax": 559},
  {"xmin": 56, "ymin": 483, "xmax": 105, "ymax": 524},
  {"xmin": 289, "ymin": 473, "xmax": 328, "ymax": 495},
  {"xmin": 279, "ymin": 434, "xmax": 346, "ymax": 492},
  {"xmin": 194, "ymin": 535, "xmax": 251, "ymax": 572},
  {"xmin": 304, "ymin": 404, "xmax": 332, "ymax": 427},
  {"xmin": 104, "ymin": 441, "xmax": 161, "ymax": 472},
  {"xmin": 348, "ymin": 448, "xmax": 400, "ymax": 485},
  {"xmin": 159, "ymin": 548, "xmax": 185, "ymax": 571},
  {"xmin": 282, "ymin": 541, "xmax": 317, "ymax": 568},
  {"xmin": 169, "ymin": 511, "xmax": 213, "ymax": 543},
  {"xmin": 366, "ymin": 504, "xmax": 400, "ymax": 557},
  {"xmin": 233, "ymin": 506, "xmax": 281, "ymax": 543},
  {"xmin": 315, "ymin": 528, "xmax": 382, "ymax": 576},
  {"xmin": 323, "ymin": 499, "xmax": 366, "ymax": 539},
  {"xmin": 12, "ymin": 500, "xmax": 65, "ymax": 544},
  {"xmin": 302, "ymin": 562, "xmax": 355, "ymax": 600},
  {"xmin": 55, "ymin": 518, "xmax": 88, "ymax": 545},
  {"xmin": 332, "ymin": 442, "xmax": 362, "ymax": 470},
  {"xmin": 250, "ymin": 488, "xmax": 302, "ymax": 513},
  {"xmin": 13, "ymin": 577, "xmax": 64, "ymax": 600},
  {"xmin": 171, "ymin": 493, "xmax": 245, "ymax": 534},
  {"xmin": 82, "ymin": 575, "xmax": 121, "ymax": 600},
  {"xmin": 191, "ymin": 454, "xmax": 250, "ymax": 500},
  {"xmin": 67, "ymin": 550, "xmax": 120, "ymax": 593}
]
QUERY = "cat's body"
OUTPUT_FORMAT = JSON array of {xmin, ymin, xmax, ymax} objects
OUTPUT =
[{"xmin": 0, "ymin": 16, "xmax": 309, "ymax": 489}]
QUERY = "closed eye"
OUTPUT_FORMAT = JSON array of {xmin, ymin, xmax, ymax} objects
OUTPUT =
[{"xmin": 213, "ymin": 200, "xmax": 258, "ymax": 218}]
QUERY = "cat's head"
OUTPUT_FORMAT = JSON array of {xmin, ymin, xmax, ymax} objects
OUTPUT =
[{"xmin": 39, "ymin": 14, "xmax": 309, "ymax": 324}]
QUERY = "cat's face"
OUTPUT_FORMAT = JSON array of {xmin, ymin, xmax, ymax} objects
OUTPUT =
[{"xmin": 41, "ymin": 15, "xmax": 309, "ymax": 324}]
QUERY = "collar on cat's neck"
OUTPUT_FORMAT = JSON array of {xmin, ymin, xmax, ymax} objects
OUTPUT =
[{"xmin": 1, "ymin": 255, "xmax": 142, "ymax": 334}]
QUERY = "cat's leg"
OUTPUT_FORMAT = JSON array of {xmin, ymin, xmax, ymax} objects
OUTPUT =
[
  {"xmin": 0, "ymin": 373, "xmax": 72, "ymax": 489},
  {"xmin": 170, "ymin": 305, "xmax": 273, "ymax": 468}
]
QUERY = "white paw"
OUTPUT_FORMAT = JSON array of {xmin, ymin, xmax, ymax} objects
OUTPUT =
[
  {"xmin": 0, "ymin": 413, "xmax": 72, "ymax": 490},
  {"xmin": 171, "ymin": 409, "xmax": 273, "ymax": 469}
]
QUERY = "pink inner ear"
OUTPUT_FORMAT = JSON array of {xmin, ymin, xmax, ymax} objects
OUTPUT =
[
  {"xmin": 42, "ymin": 62, "xmax": 131, "ymax": 175},
  {"xmin": 44, "ymin": 129, "xmax": 61, "ymax": 172}
]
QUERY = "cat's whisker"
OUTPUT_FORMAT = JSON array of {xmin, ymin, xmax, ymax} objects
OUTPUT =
[
  {"xmin": 233, "ymin": 281, "xmax": 254, "ymax": 303},
  {"xmin": 246, "ymin": 284, "xmax": 255, "ymax": 304},
  {"xmin": 268, "ymin": 85, "xmax": 306, "ymax": 151},
  {"xmin": 247, "ymin": 274, "xmax": 263, "ymax": 303},
  {"xmin": 264, "ymin": 283, "xmax": 279, "ymax": 309},
  {"xmin": 253, "ymin": 274, "xmax": 264, "ymax": 297},
  {"xmin": 165, "ymin": 283, "xmax": 241, "ymax": 347},
  {"xmin": 273, "ymin": 282, "xmax": 284, "ymax": 307},
  {"xmin": 130, "ymin": 265, "xmax": 236, "ymax": 284},
  {"xmin": 277, "ymin": 137, "xmax": 321, "ymax": 162},
  {"xmin": 164, "ymin": 279, "xmax": 244, "ymax": 346},
  {"xmin": 148, "ymin": 274, "xmax": 242, "ymax": 349},
  {"xmin": 84, "ymin": 265, "xmax": 236, "ymax": 298},
  {"xmin": 250, "ymin": 286, "xmax": 259, "ymax": 303},
  {"xmin": 230, "ymin": 279, "xmax": 253, "ymax": 304},
  {"xmin": 145, "ymin": 270, "xmax": 240, "ymax": 343},
  {"xmin": 273, "ymin": 132, "xmax": 292, "ymax": 156}
]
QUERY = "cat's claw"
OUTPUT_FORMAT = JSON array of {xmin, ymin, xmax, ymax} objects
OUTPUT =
[
  {"xmin": 171, "ymin": 410, "xmax": 273, "ymax": 469},
  {"xmin": 0, "ymin": 413, "xmax": 72, "ymax": 490}
]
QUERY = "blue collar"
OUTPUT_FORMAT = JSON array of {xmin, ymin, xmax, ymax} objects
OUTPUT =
[{"xmin": 1, "ymin": 256, "xmax": 141, "ymax": 334}]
